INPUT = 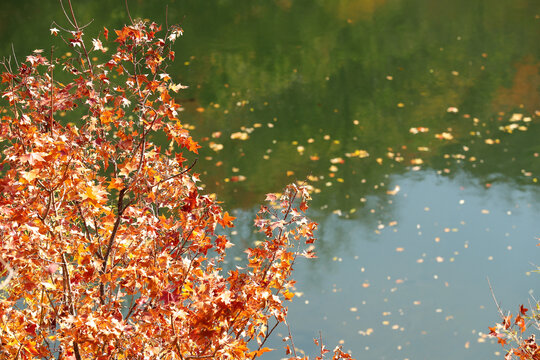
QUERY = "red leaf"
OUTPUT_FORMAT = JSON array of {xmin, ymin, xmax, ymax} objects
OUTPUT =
[{"xmin": 503, "ymin": 315, "xmax": 512, "ymax": 330}]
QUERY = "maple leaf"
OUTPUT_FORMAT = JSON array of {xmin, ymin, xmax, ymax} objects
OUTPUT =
[
  {"xmin": 218, "ymin": 211, "xmax": 236, "ymax": 228},
  {"xmin": 283, "ymin": 290, "xmax": 294, "ymax": 300},
  {"xmin": 248, "ymin": 347, "xmax": 274, "ymax": 357},
  {"xmin": 182, "ymin": 136, "xmax": 201, "ymax": 154},
  {"xmin": 81, "ymin": 184, "xmax": 108, "ymax": 204},
  {"xmin": 215, "ymin": 235, "xmax": 233, "ymax": 250},
  {"xmin": 108, "ymin": 177, "xmax": 124, "ymax": 190},
  {"xmin": 20, "ymin": 169, "xmax": 40, "ymax": 183},
  {"xmin": 20, "ymin": 152, "xmax": 46, "ymax": 165},
  {"xmin": 92, "ymin": 38, "xmax": 105, "ymax": 52}
]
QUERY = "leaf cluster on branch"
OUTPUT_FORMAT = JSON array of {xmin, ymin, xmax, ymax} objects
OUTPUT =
[
  {"xmin": 489, "ymin": 285, "xmax": 540, "ymax": 360},
  {"xmin": 0, "ymin": 1, "xmax": 354, "ymax": 359}
]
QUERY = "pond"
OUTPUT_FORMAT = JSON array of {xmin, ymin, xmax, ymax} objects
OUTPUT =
[{"xmin": 1, "ymin": 0, "xmax": 539, "ymax": 359}]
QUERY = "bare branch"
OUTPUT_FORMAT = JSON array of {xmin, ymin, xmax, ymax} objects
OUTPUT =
[
  {"xmin": 487, "ymin": 277, "xmax": 506, "ymax": 320},
  {"xmin": 58, "ymin": 0, "xmax": 76, "ymax": 28},
  {"xmin": 125, "ymin": 0, "xmax": 134, "ymax": 25},
  {"xmin": 61, "ymin": 253, "xmax": 81, "ymax": 360},
  {"xmin": 10, "ymin": 43, "xmax": 19, "ymax": 69}
]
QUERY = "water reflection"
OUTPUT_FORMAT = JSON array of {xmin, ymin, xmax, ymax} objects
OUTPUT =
[
  {"xmin": 1, "ymin": 0, "xmax": 539, "ymax": 359},
  {"xmin": 263, "ymin": 171, "xmax": 540, "ymax": 359}
]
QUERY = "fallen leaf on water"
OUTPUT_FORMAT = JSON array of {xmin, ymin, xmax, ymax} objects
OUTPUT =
[
  {"xmin": 345, "ymin": 149, "xmax": 369, "ymax": 158},
  {"xmin": 435, "ymin": 132, "xmax": 454, "ymax": 140},
  {"xmin": 230, "ymin": 175, "xmax": 246, "ymax": 182},
  {"xmin": 230, "ymin": 132, "xmax": 249, "ymax": 140},
  {"xmin": 510, "ymin": 113, "xmax": 523, "ymax": 122},
  {"xmin": 409, "ymin": 127, "xmax": 429, "ymax": 134},
  {"xmin": 209, "ymin": 143, "xmax": 223, "ymax": 152}
]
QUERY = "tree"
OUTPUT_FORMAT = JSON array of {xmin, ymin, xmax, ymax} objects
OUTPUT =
[
  {"xmin": 0, "ymin": 2, "xmax": 353, "ymax": 359},
  {"xmin": 489, "ymin": 298, "xmax": 540, "ymax": 360}
]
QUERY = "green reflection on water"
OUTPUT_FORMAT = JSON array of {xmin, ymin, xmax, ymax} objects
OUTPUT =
[
  {"xmin": 1, "ymin": 0, "xmax": 538, "ymax": 213},
  {"xmin": 1, "ymin": 1, "xmax": 539, "ymax": 358}
]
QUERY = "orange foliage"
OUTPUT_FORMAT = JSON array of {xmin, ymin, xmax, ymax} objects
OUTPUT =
[{"xmin": 0, "ymin": 2, "xmax": 353, "ymax": 359}]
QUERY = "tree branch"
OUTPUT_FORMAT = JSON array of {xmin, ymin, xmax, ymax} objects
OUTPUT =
[{"xmin": 61, "ymin": 253, "xmax": 81, "ymax": 360}]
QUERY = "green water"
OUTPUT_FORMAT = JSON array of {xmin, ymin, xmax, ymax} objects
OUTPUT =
[{"xmin": 1, "ymin": 0, "xmax": 540, "ymax": 358}]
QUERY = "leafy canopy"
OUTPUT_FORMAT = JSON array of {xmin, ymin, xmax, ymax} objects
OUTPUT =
[{"xmin": 0, "ymin": 3, "xmax": 353, "ymax": 360}]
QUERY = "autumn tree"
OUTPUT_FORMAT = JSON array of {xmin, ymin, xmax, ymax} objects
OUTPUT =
[
  {"xmin": 489, "ymin": 279, "xmax": 540, "ymax": 359},
  {"xmin": 0, "ymin": 2, "xmax": 353, "ymax": 359}
]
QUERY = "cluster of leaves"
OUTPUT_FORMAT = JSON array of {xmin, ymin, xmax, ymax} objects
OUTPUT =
[
  {"xmin": 490, "ymin": 298, "xmax": 540, "ymax": 359},
  {"xmin": 0, "ymin": 2, "xmax": 353, "ymax": 360}
]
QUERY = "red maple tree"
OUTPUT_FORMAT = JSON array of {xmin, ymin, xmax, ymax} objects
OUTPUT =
[{"xmin": 0, "ymin": 2, "xmax": 354, "ymax": 360}]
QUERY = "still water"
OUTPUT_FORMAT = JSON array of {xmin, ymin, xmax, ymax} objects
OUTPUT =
[{"xmin": 2, "ymin": 0, "xmax": 539, "ymax": 358}]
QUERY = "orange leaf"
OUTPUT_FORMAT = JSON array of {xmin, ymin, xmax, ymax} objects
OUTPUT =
[
  {"xmin": 249, "ymin": 347, "xmax": 274, "ymax": 357},
  {"xmin": 218, "ymin": 212, "xmax": 236, "ymax": 228}
]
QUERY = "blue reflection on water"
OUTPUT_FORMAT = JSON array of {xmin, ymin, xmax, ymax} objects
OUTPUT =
[{"xmin": 257, "ymin": 170, "xmax": 539, "ymax": 360}]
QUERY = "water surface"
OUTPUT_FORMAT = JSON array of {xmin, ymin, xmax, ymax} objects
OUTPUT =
[{"xmin": 1, "ymin": 0, "xmax": 539, "ymax": 358}]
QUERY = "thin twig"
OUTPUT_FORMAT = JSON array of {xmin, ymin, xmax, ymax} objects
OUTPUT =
[
  {"xmin": 170, "ymin": 314, "xmax": 185, "ymax": 360},
  {"xmin": 50, "ymin": 20, "xmax": 71, "ymax": 33},
  {"xmin": 487, "ymin": 277, "xmax": 506, "ymax": 319},
  {"xmin": 318, "ymin": 331, "xmax": 323, "ymax": 357},
  {"xmin": 58, "ymin": 0, "xmax": 76, "ymax": 28},
  {"xmin": 61, "ymin": 253, "xmax": 82, "ymax": 360},
  {"xmin": 10, "ymin": 43, "xmax": 19, "ymax": 68},
  {"xmin": 125, "ymin": 0, "xmax": 134, "ymax": 25},
  {"xmin": 153, "ymin": 158, "xmax": 198, "ymax": 188},
  {"xmin": 251, "ymin": 319, "xmax": 280, "ymax": 360},
  {"xmin": 287, "ymin": 322, "xmax": 298, "ymax": 358},
  {"xmin": 49, "ymin": 46, "xmax": 54, "ymax": 133},
  {"xmin": 165, "ymin": 5, "xmax": 169, "ymax": 30}
]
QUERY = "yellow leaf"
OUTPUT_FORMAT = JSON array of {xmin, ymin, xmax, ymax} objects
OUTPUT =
[
  {"xmin": 21, "ymin": 169, "xmax": 40, "ymax": 183},
  {"xmin": 283, "ymin": 290, "xmax": 294, "ymax": 300}
]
